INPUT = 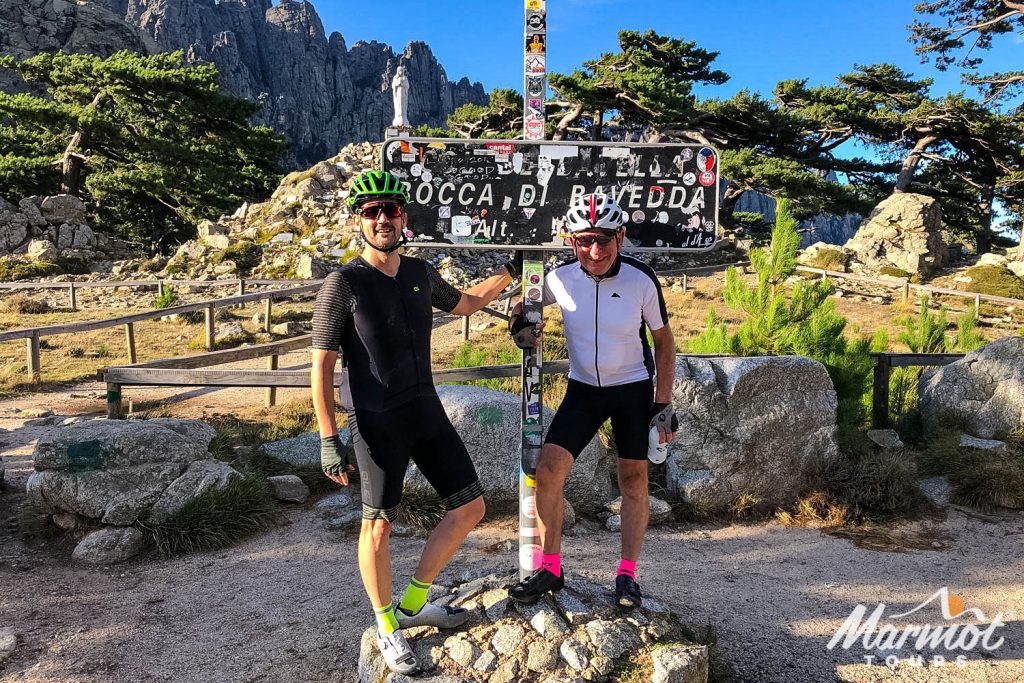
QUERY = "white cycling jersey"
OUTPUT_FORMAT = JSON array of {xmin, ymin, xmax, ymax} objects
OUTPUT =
[{"xmin": 543, "ymin": 255, "xmax": 668, "ymax": 387}]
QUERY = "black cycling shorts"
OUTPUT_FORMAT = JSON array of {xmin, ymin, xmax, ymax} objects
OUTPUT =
[
  {"xmin": 350, "ymin": 394, "xmax": 484, "ymax": 522},
  {"xmin": 545, "ymin": 378, "xmax": 653, "ymax": 461}
]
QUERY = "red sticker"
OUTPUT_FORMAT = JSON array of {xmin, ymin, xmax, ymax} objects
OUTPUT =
[
  {"xmin": 699, "ymin": 171, "xmax": 716, "ymax": 186},
  {"xmin": 486, "ymin": 142, "xmax": 515, "ymax": 156}
]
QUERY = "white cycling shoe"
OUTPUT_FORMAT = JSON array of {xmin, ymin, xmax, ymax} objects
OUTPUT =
[
  {"xmin": 396, "ymin": 602, "xmax": 470, "ymax": 629},
  {"xmin": 376, "ymin": 628, "xmax": 418, "ymax": 675}
]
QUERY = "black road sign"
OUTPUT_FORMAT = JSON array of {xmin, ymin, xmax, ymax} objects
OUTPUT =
[{"xmin": 380, "ymin": 138, "xmax": 720, "ymax": 251}]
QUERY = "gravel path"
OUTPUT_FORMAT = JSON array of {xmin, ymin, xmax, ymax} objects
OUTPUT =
[{"xmin": 1, "ymin": 326, "xmax": 1023, "ymax": 682}]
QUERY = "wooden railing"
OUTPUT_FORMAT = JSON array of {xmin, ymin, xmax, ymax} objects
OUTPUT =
[
  {"xmin": 871, "ymin": 352, "xmax": 965, "ymax": 429},
  {"xmin": 0, "ymin": 277, "xmax": 315, "ymax": 311},
  {"xmin": 1, "ymin": 283, "xmax": 321, "ymax": 381}
]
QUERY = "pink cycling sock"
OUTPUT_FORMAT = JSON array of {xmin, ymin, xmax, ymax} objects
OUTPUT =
[
  {"xmin": 617, "ymin": 558, "xmax": 637, "ymax": 579},
  {"xmin": 541, "ymin": 553, "xmax": 562, "ymax": 577}
]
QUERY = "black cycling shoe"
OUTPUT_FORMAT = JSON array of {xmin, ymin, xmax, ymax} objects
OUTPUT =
[
  {"xmin": 615, "ymin": 574, "xmax": 642, "ymax": 609},
  {"xmin": 509, "ymin": 567, "xmax": 565, "ymax": 605}
]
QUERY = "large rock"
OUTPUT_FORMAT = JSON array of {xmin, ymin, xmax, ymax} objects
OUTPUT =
[
  {"xmin": 0, "ymin": 211, "xmax": 28, "ymax": 251},
  {"xmin": 407, "ymin": 386, "xmax": 613, "ymax": 512},
  {"xmin": 260, "ymin": 428, "xmax": 352, "ymax": 469},
  {"xmin": 26, "ymin": 418, "xmax": 238, "ymax": 526},
  {"xmin": 26, "ymin": 239, "xmax": 58, "ymax": 261},
  {"xmin": 844, "ymin": 193, "xmax": 948, "ymax": 276},
  {"xmin": 666, "ymin": 356, "xmax": 839, "ymax": 509},
  {"xmin": 357, "ymin": 574, "xmax": 705, "ymax": 683},
  {"xmin": 39, "ymin": 195, "xmax": 87, "ymax": 225},
  {"xmin": 919, "ymin": 337, "xmax": 1024, "ymax": 438},
  {"xmin": 71, "ymin": 526, "xmax": 146, "ymax": 564}
]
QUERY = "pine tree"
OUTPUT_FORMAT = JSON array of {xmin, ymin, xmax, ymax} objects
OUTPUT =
[
  {"xmin": 0, "ymin": 51, "xmax": 283, "ymax": 251},
  {"xmin": 688, "ymin": 199, "xmax": 883, "ymax": 423}
]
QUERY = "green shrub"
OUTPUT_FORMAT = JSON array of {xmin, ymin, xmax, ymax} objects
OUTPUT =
[
  {"xmin": 878, "ymin": 265, "xmax": 912, "ymax": 279},
  {"xmin": 164, "ymin": 259, "xmax": 189, "ymax": 275},
  {"xmin": 0, "ymin": 258, "xmax": 62, "ymax": 282},
  {"xmin": 136, "ymin": 472, "xmax": 277, "ymax": 556},
  {"xmin": 965, "ymin": 265, "xmax": 1024, "ymax": 300},
  {"xmin": 447, "ymin": 341, "xmax": 520, "ymax": 392},
  {"xmin": 54, "ymin": 256, "xmax": 89, "ymax": 275},
  {"xmin": 918, "ymin": 429, "xmax": 1024, "ymax": 511},
  {"xmin": 153, "ymin": 285, "xmax": 179, "ymax": 309},
  {"xmin": 140, "ymin": 255, "xmax": 168, "ymax": 273},
  {"xmin": 214, "ymin": 240, "xmax": 261, "ymax": 271},
  {"xmin": 805, "ymin": 247, "xmax": 849, "ymax": 272},
  {"xmin": 95, "ymin": 344, "xmax": 110, "ymax": 357}
]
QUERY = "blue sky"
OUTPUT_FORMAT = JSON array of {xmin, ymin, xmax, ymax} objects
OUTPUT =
[{"xmin": 321, "ymin": 0, "xmax": 1020, "ymax": 103}]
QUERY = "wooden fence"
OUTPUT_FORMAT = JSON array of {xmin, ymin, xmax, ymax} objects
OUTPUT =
[
  {"xmin": 871, "ymin": 352, "xmax": 965, "ymax": 429},
  {"xmin": 0, "ymin": 283, "xmax": 321, "ymax": 382},
  {"xmin": 0, "ymin": 277, "xmax": 315, "ymax": 311}
]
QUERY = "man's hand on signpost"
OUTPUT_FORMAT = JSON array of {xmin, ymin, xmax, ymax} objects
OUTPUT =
[
  {"xmin": 509, "ymin": 301, "xmax": 543, "ymax": 349},
  {"xmin": 503, "ymin": 251, "xmax": 525, "ymax": 279},
  {"xmin": 649, "ymin": 402, "xmax": 678, "ymax": 444},
  {"xmin": 321, "ymin": 434, "xmax": 355, "ymax": 486}
]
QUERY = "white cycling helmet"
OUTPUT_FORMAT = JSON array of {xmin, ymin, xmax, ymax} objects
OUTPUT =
[{"xmin": 564, "ymin": 193, "xmax": 626, "ymax": 233}]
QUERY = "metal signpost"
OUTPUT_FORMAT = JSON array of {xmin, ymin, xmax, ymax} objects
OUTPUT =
[{"xmin": 379, "ymin": 0, "xmax": 720, "ymax": 583}]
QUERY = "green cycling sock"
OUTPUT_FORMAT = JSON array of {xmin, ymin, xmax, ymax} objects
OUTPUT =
[
  {"xmin": 374, "ymin": 602, "xmax": 399, "ymax": 634},
  {"xmin": 398, "ymin": 577, "xmax": 431, "ymax": 616}
]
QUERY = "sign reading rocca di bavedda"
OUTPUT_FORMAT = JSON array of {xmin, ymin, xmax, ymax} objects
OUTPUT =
[{"xmin": 380, "ymin": 138, "xmax": 719, "ymax": 251}]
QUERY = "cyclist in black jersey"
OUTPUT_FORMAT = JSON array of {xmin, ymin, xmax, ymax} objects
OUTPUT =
[
  {"xmin": 311, "ymin": 170, "xmax": 519, "ymax": 674},
  {"xmin": 508, "ymin": 193, "xmax": 678, "ymax": 610}
]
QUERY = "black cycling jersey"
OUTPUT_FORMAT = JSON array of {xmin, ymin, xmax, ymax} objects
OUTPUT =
[{"xmin": 311, "ymin": 255, "xmax": 462, "ymax": 412}]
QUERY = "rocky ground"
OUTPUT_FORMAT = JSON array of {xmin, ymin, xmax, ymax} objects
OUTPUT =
[{"xmin": 1, "ymin": 343, "xmax": 1023, "ymax": 682}]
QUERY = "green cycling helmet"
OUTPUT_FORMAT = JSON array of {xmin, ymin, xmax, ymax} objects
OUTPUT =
[{"xmin": 347, "ymin": 170, "xmax": 409, "ymax": 207}]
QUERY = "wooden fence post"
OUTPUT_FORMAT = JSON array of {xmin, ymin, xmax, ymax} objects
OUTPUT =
[
  {"xmin": 106, "ymin": 382, "xmax": 124, "ymax": 419},
  {"xmin": 68, "ymin": 283, "xmax": 77, "ymax": 311},
  {"xmin": 462, "ymin": 315, "xmax": 470, "ymax": 342},
  {"xmin": 265, "ymin": 354, "xmax": 278, "ymax": 407},
  {"xmin": 124, "ymin": 322, "xmax": 137, "ymax": 364},
  {"xmin": 26, "ymin": 333, "xmax": 41, "ymax": 382},
  {"xmin": 901, "ymin": 282, "xmax": 910, "ymax": 301},
  {"xmin": 237, "ymin": 279, "xmax": 245, "ymax": 297},
  {"xmin": 974, "ymin": 293, "xmax": 981, "ymax": 311},
  {"xmin": 872, "ymin": 355, "xmax": 891, "ymax": 429},
  {"xmin": 263, "ymin": 297, "xmax": 273, "ymax": 334},
  {"xmin": 682, "ymin": 273, "xmax": 688, "ymax": 294},
  {"xmin": 205, "ymin": 304, "xmax": 215, "ymax": 351}
]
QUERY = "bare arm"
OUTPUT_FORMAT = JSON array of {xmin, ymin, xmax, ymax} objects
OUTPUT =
[
  {"xmin": 650, "ymin": 324, "xmax": 676, "ymax": 404},
  {"xmin": 449, "ymin": 270, "xmax": 513, "ymax": 317},
  {"xmin": 311, "ymin": 349, "xmax": 338, "ymax": 437}
]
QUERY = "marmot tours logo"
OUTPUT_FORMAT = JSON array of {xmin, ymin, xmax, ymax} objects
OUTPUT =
[{"xmin": 827, "ymin": 587, "xmax": 1009, "ymax": 668}]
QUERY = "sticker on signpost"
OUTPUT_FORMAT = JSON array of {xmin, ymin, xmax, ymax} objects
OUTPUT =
[
  {"xmin": 451, "ymin": 215, "xmax": 472, "ymax": 236},
  {"xmin": 527, "ymin": 76, "xmax": 545, "ymax": 97},
  {"xmin": 526, "ymin": 12, "xmax": 546, "ymax": 31},
  {"xmin": 525, "ymin": 55, "xmax": 546, "ymax": 74},
  {"xmin": 526, "ymin": 34, "xmax": 546, "ymax": 54}
]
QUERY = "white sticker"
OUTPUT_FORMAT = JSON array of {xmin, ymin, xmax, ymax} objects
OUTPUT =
[
  {"xmin": 519, "ymin": 543, "xmax": 541, "ymax": 571},
  {"xmin": 439, "ymin": 206, "xmax": 451, "ymax": 218},
  {"xmin": 402, "ymin": 153, "xmax": 416, "ymax": 162},
  {"xmin": 410, "ymin": 163, "xmax": 423, "ymax": 177},
  {"xmin": 523, "ymin": 207, "xmax": 536, "ymax": 219},
  {"xmin": 451, "ymin": 216, "xmax": 473, "ymax": 236},
  {"xmin": 420, "ymin": 170, "xmax": 433, "ymax": 183}
]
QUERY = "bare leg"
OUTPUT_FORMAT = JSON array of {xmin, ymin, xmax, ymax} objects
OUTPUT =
[
  {"xmin": 535, "ymin": 444, "xmax": 574, "ymax": 555},
  {"xmin": 412, "ymin": 497, "xmax": 486, "ymax": 583},
  {"xmin": 617, "ymin": 459, "xmax": 649, "ymax": 562},
  {"xmin": 358, "ymin": 518, "xmax": 394, "ymax": 608}
]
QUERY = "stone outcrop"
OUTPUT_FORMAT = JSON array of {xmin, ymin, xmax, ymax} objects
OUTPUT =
[
  {"xmin": 3, "ymin": 0, "xmax": 486, "ymax": 167},
  {"xmin": 356, "ymin": 573, "xmax": 708, "ymax": 683},
  {"xmin": 919, "ymin": 337, "xmax": 1024, "ymax": 439},
  {"xmin": 666, "ymin": 356, "xmax": 839, "ymax": 509},
  {"xmin": 27, "ymin": 418, "xmax": 242, "ymax": 562},
  {"xmin": 0, "ymin": 194, "xmax": 134, "ymax": 271},
  {"xmin": 844, "ymin": 193, "xmax": 948, "ymax": 276}
]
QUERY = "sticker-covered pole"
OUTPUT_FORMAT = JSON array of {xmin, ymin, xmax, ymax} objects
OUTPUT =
[{"xmin": 519, "ymin": 0, "xmax": 548, "ymax": 581}]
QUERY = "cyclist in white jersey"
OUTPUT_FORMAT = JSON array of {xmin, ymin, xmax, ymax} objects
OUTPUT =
[{"xmin": 508, "ymin": 193, "xmax": 678, "ymax": 608}]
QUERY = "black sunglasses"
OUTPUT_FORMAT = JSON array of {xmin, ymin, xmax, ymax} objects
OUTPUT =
[
  {"xmin": 572, "ymin": 234, "xmax": 616, "ymax": 248},
  {"xmin": 359, "ymin": 202, "xmax": 404, "ymax": 219}
]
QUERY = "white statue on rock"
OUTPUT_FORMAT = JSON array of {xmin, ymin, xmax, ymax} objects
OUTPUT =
[{"xmin": 391, "ymin": 64, "xmax": 410, "ymax": 128}]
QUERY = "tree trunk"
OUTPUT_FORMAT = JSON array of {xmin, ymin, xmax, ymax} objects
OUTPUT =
[
  {"xmin": 552, "ymin": 102, "xmax": 584, "ymax": 141},
  {"xmin": 976, "ymin": 184, "xmax": 995, "ymax": 255},
  {"xmin": 591, "ymin": 110, "xmax": 603, "ymax": 141},
  {"xmin": 61, "ymin": 91, "xmax": 106, "ymax": 196},
  {"xmin": 893, "ymin": 134, "xmax": 938, "ymax": 193},
  {"xmin": 720, "ymin": 185, "xmax": 745, "ymax": 232}
]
